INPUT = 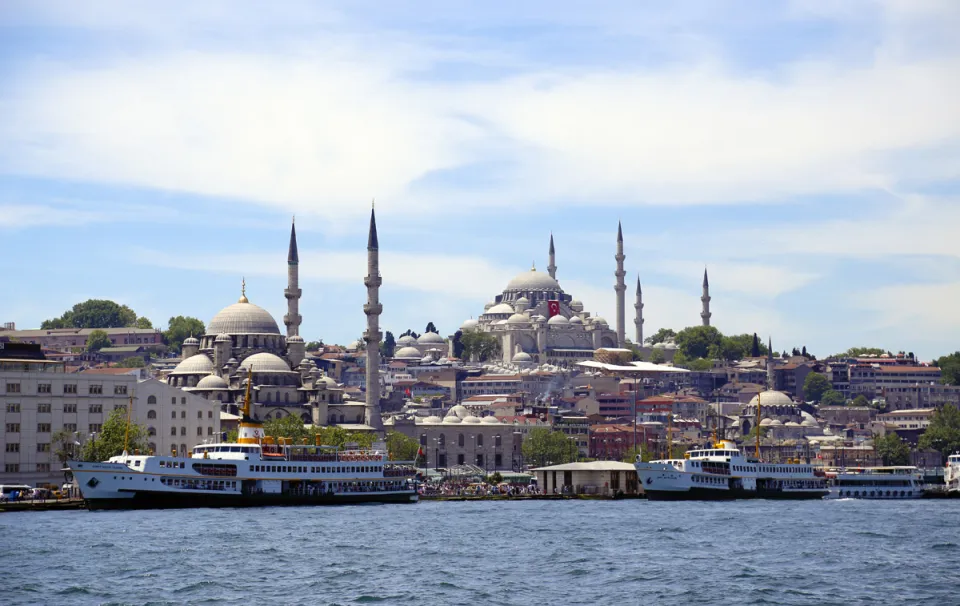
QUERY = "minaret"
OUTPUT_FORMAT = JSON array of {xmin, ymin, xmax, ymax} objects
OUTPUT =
[
  {"xmin": 700, "ymin": 267, "xmax": 712, "ymax": 327},
  {"xmin": 614, "ymin": 221, "xmax": 626, "ymax": 347},
  {"xmin": 362, "ymin": 206, "xmax": 384, "ymax": 432},
  {"xmin": 283, "ymin": 218, "xmax": 302, "ymax": 337},
  {"xmin": 547, "ymin": 233, "xmax": 557, "ymax": 280},
  {"xmin": 634, "ymin": 275, "xmax": 644, "ymax": 345},
  {"xmin": 766, "ymin": 336, "xmax": 775, "ymax": 390}
]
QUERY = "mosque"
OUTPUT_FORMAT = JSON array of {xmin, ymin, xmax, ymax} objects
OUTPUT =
[
  {"xmin": 456, "ymin": 224, "xmax": 714, "ymax": 366},
  {"xmin": 165, "ymin": 214, "xmax": 385, "ymax": 431}
]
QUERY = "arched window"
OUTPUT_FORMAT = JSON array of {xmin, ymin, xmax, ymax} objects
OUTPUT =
[
  {"xmin": 477, "ymin": 434, "xmax": 483, "ymax": 447},
  {"xmin": 180, "ymin": 427, "xmax": 186, "ymax": 436},
  {"xmin": 147, "ymin": 395, "xmax": 157, "ymax": 405},
  {"xmin": 170, "ymin": 427, "xmax": 177, "ymax": 436},
  {"xmin": 148, "ymin": 426, "xmax": 156, "ymax": 436},
  {"xmin": 328, "ymin": 416, "xmax": 336, "ymax": 424},
  {"xmin": 147, "ymin": 410, "xmax": 157, "ymax": 419},
  {"xmin": 458, "ymin": 433, "xmax": 464, "ymax": 447}
]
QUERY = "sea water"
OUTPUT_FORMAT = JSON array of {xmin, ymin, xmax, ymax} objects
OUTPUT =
[{"xmin": 2, "ymin": 499, "xmax": 958, "ymax": 605}]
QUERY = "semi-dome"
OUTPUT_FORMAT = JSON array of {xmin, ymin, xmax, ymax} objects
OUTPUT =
[
  {"xmin": 507, "ymin": 313, "xmax": 530, "ymax": 325},
  {"xmin": 196, "ymin": 374, "xmax": 229, "ymax": 389},
  {"xmin": 801, "ymin": 419, "xmax": 819, "ymax": 427},
  {"xmin": 397, "ymin": 335, "xmax": 417, "ymax": 346},
  {"xmin": 512, "ymin": 351, "xmax": 533, "ymax": 363},
  {"xmin": 215, "ymin": 333, "xmax": 231, "ymax": 343},
  {"xmin": 418, "ymin": 332, "xmax": 444, "ymax": 345},
  {"xmin": 486, "ymin": 303, "xmax": 515, "ymax": 315},
  {"xmin": 171, "ymin": 354, "xmax": 215, "ymax": 374},
  {"xmin": 749, "ymin": 391, "xmax": 793, "ymax": 407},
  {"xmin": 460, "ymin": 319, "xmax": 479, "ymax": 331},
  {"xmin": 505, "ymin": 268, "xmax": 561, "ymax": 292},
  {"xmin": 394, "ymin": 346, "xmax": 422, "ymax": 359},
  {"xmin": 208, "ymin": 301, "xmax": 281, "ymax": 335},
  {"xmin": 239, "ymin": 352, "xmax": 293, "ymax": 373},
  {"xmin": 547, "ymin": 315, "xmax": 569, "ymax": 326}
]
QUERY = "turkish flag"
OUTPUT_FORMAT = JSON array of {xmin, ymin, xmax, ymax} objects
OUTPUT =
[{"xmin": 547, "ymin": 300, "xmax": 560, "ymax": 317}]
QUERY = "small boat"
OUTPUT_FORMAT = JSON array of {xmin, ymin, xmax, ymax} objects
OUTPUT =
[
  {"xmin": 942, "ymin": 454, "xmax": 960, "ymax": 496},
  {"xmin": 825, "ymin": 466, "xmax": 924, "ymax": 499}
]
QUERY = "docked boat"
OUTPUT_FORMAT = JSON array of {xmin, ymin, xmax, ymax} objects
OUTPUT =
[
  {"xmin": 634, "ymin": 440, "xmax": 829, "ymax": 501},
  {"xmin": 945, "ymin": 454, "xmax": 960, "ymax": 496},
  {"xmin": 68, "ymin": 372, "xmax": 418, "ymax": 510},
  {"xmin": 824, "ymin": 466, "xmax": 923, "ymax": 499}
]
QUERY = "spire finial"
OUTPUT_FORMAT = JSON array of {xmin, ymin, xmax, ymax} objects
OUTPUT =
[
  {"xmin": 239, "ymin": 277, "xmax": 249, "ymax": 303},
  {"xmin": 549, "ymin": 232, "xmax": 555, "ymax": 254},
  {"xmin": 617, "ymin": 220, "xmax": 623, "ymax": 243},
  {"xmin": 531, "ymin": 261, "xmax": 536, "ymax": 271},
  {"xmin": 367, "ymin": 204, "xmax": 379, "ymax": 250},
  {"xmin": 703, "ymin": 266, "xmax": 709, "ymax": 287},
  {"xmin": 636, "ymin": 274, "xmax": 641, "ymax": 295}
]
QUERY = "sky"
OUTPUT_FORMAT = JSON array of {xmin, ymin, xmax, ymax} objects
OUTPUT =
[{"xmin": 1, "ymin": 0, "xmax": 959, "ymax": 360}]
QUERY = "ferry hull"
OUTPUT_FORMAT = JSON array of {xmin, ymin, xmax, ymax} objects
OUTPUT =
[
  {"xmin": 85, "ymin": 490, "xmax": 418, "ymax": 510},
  {"xmin": 644, "ymin": 487, "xmax": 828, "ymax": 501}
]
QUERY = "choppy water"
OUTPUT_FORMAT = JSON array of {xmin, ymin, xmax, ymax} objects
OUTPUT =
[{"xmin": 2, "ymin": 499, "xmax": 958, "ymax": 605}]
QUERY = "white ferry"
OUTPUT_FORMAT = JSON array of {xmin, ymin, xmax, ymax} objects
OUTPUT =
[
  {"xmin": 635, "ymin": 440, "xmax": 829, "ymax": 501},
  {"xmin": 944, "ymin": 454, "xmax": 960, "ymax": 496},
  {"xmin": 68, "ymin": 375, "xmax": 418, "ymax": 510},
  {"xmin": 824, "ymin": 466, "xmax": 923, "ymax": 499}
]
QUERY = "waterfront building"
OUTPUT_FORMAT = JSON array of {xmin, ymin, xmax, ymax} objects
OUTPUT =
[
  {"xmin": 532, "ymin": 461, "xmax": 640, "ymax": 496},
  {"xmin": 0, "ymin": 326, "xmax": 164, "ymax": 350},
  {"xmin": 849, "ymin": 361, "xmax": 942, "ymax": 399},
  {"xmin": 877, "ymin": 408, "xmax": 937, "ymax": 431},
  {"xmin": 881, "ymin": 384, "xmax": 960, "ymax": 411}
]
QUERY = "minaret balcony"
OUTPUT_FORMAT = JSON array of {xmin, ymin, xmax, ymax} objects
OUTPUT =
[
  {"xmin": 364, "ymin": 276, "xmax": 382, "ymax": 288},
  {"xmin": 364, "ymin": 303, "xmax": 383, "ymax": 315},
  {"xmin": 284, "ymin": 288, "xmax": 302, "ymax": 299}
]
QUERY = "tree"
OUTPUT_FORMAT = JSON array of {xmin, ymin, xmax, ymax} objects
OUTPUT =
[
  {"xmin": 802, "ymin": 372, "xmax": 832, "ymax": 402},
  {"xmin": 164, "ymin": 315, "xmax": 206, "ymax": 353},
  {"xmin": 934, "ymin": 352, "xmax": 960, "ymax": 386},
  {"xmin": 452, "ymin": 330, "xmax": 465, "ymax": 359},
  {"xmin": 400, "ymin": 329, "xmax": 420, "ymax": 340},
  {"xmin": 645, "ymin": 328, "xmax": 676, "ymax": 345},
  {"xmin": 305, "ymin": 341, "xmax": 322, "ymax": 351},
  {"xmin": 380, "ymin": 331, "xmax": 396, "ymax": 358},
  {"xmin": 852, "ymin": 395, "xmax": 870, "ymax": 407},
  {"xmin": 834, "ymin": 346, "xmax": 886, "ymax": 358},
  {"xmin": 649, "ymin": 349, "xmax": 665, "ymax": 364},
  {"xmin": 43, "ymin": 299, "xmax": 140, "ymax": 329},
  {"xmin": 486, "ymin": 471, "xmax": 504, "ymax": 485},
  {"xmin": 621, "ymin": 446, "xmax": 653, "ymax": 463},
  {"xmin": 792, "ymin": 347, "xmax": 800, "ymax": 357},
  {"xmin": 425, "ymin": 322, "xmax": 438, "ymax": 334},
  {"xmin": 263, "ymin": 415, "xmax": 312, "ymax": 444},
  {"xmin": 51, "ymin": 428, "xmax": 78, "ymax": 471},
  {"xmin": 628, "ymin": 343, "xmax": 645, "ymax": 361},
  {"xmin": 385, "ymin": 431, "xmax": 419, "ymax": 462},
  {"xmin": 820, "ymin": 390, "xmax": 846, "ymax": 407},
  {"xmin": 460, "ymin": 330, "xmax": 500, "ymax": 362},
  {"xmin": 744, "ymin": 424, "xmax": 769, "ymax": 441},
  {"xmin": 81, "ymin": 407, "xmax": 148, "ymax": 461},
  {"xmin": 521, "ymin": 428, "xmax": 578, "ymax": 466},
  {"xmin": 875, "ymin": 433, "xmax": 911, "ymax": 466},
  {"xmin": 801, "ymin": 345, "xmax": 808, "ymax": 358},
  {"xmin": 675, "ymin": 325, "xmax": 723, "ymax": 360},
  {"xmin": 751, "ymin": 333, "xmax": 761, "ymax": 358},
  {"xmin": 86, "ymin": 329, "xmax": 112, "ymax": 352},
  {"xmin": 919, "ymin": 404, "xmax": 960, "ymax": 464},
  {"xmin": 117, "ymin": 356, "xmax": 145, "ymax": 368},
  {"xmin": 135, "ymin": 316, "xmax": 153, "ymax": 329},
  {"xmin": 687, "ymin": 357, "xmax": 713, "ymax": 371}
]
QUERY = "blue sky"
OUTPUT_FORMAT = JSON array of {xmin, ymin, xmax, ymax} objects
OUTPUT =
[{"xmin": 1, "ymin": 1, "xmax": 959, "ymax": 360}]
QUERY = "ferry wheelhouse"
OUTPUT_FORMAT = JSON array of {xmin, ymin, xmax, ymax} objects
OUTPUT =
[
  {"xmin": 68, "ymin": 371, "xmax": 418, "ymax": 510},
  {"xmin": 634, "ymin": 440, "xmax": 829, "ymax": 501},
  {"xmin": 825, "ymin": 466, "xmax": 923, "ymax": 499},
  {"xmin": 942, "ymin": 454, "xmax": 960, "ymax": 496}
]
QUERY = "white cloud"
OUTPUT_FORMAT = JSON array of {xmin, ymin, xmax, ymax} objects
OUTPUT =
[{"xmin": 654, "ymin": 260, "xmax": 819, "ymax": 298}]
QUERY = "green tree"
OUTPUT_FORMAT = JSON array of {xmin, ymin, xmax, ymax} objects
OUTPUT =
[
  {"xmin": 874, "ymin": 432, "xmax": 911, "ymax": 466},
  {"xmin": 671, "ymin": 350, "xmax": 690, "ymax": 367},
  {"xmin": 751, "ymin": 333, "xmax": 761, "ymax": 357},
  {"xmin": 305, "ymin": 341, "xmax": 322, "ymax": 351},
  {"xmin": 385, "ymin": 431, "xmax": 420, "ymax": 462},
  {"xmin": 43, "ymin": 299, "xmax": 139, "ymax": 329},
  {"xmin": 521, "ymin": 428, "xmax": 578, "ymax": 466},
  {"xmin": 675, "ymin": 325, "xmax": 723, "ymax": 359},
  {"xmin": 718, "ymin": 333, "xmax": 761, "ymax": 361},
  {"xmin": 135, "ymin": 316, "xmax": 153, "ymax": 329},
  {"xmin": 834, "ymin": 346, "xmax": 886, "ymax": 358},
  {"xmin": 687, "ymin": 357, "xmax": 713, "ymax": 371},
  {"xmin": 263, "ymin": 414, "xmax": 312, "ymax": 444},
  {"xmin": 919, "ymin": 404, "xmax": 960, "ymax": 464},
  {"xmin": 820, "ymin": 390, "xmax": 846, "ymax": 407},
  {"xmin": 628, "ymin": 343, "xmax": 645, "ymax": 361},
  {"xmin": 621, "ymin": 446, "xmax": 653, "ymax": 463},
  {"xmin": 802, "ymin": 372, "xmax": 832, "ymax": 402},
  {"xmin": 164, "ymin": 315, "xmax": 206, "ymax": 353},
  {"xmin": 51, "ymin": 428, "xmax": 78, "ymax": 469},
  {"xmin": 117, "ymin": 356, "xmax": 145, "ymax": 368},
  {"xmin": 486, "ymin": 471, "xmax": 504, "ymax": 485},
  {"xmin": 400, "ymin": 329, "xmax": 420, "ymax": 339},
  {"xmin": 645, "ymin": 328, "xmax": 676, "ymax": 345},
  {"xmin": 649, "ymin": 348, "xmax": 665, "ymax": 364},
  {"xmin": 852, "ymin": 394, "xmax": 870, "ymax": 407},
  {"xmin": 452, "ymin": 330, "xmax": 465, "ymax": 359},
  {"xmin": 934, "ymin": 352, "xmax": 960, "ymax": 386},
  {"xmin": 85, "ymin": 329, "xmax": 112, "ymax": 352},
  {"xmin": 460, "ymin": 330, "xmax": 501, "ymax": 362},
  {"xmin": 425, "ymin": 322, "xmax": 438, "ymax": 334},
  {"xmin": 380, "ymin": 331, "xmax": 396, "ymax": 358},
  {"xmin": 81, "ymin": 407, "xmax": 148, "ymax": 461}
]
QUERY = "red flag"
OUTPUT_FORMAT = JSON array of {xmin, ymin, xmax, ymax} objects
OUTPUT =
[
  {"xmin": 547, "ymin": 300, "xmax": 560, "ymax": 317},
  {"xmin": 404, "ymin": 388, "xmax": 412, "ymax": 397}
]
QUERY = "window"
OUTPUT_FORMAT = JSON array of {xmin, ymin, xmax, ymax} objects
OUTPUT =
[
  {"xmin": 89, "ymin": 404, "xmax": 102, "ymax": 414},
  {"xmin": 37, "ymin": 423, "xmax": 51, "ymax": 433},
  {"xmin": 64, "ymin": 384, "xmax": 77, "ymax": 394},
  {"xmin": 37, "ymin": 402, "xmax": 51, "ymax": 413},
  {"xmin": 89, "ymin": 384, "xmax": 103, "ymax": 395},
  {"xmin": 171, "ymin": 427, "xmax": 177, "ymax": 436},
  {"xmin": 64, "ymin": 403, "xmax": 76, "ymax": 413},
  {"xmin": 114, "ymin": 404, "xmax": 126, "ymax": 411},
  {"xmin": 181, "ymin": 411, "xmax": 186, "ymax": 419},
  {"xmin": 5, "ymin": 403, "xmax": 19, "ymax": 413},
  {"xmin": 38, "ymin": 383, "xmax": 51, "ymax": 394},
  {"xmin": 5, "ymin": 464, "xmax": 19, "ymax": 473},
  {"xmin": 180, "ymin": 427, "xmax": 186, "ymax": 436},
  {"xmin": 457, "ymin": 454, "xmax": 465, "ymax": 465},
  {"xmin": 89, "ymin": 424, "xmax": 102, "ymax": 433},
  {"xmin": 171, "ymin": 411, "xmax": 177, "ymax": 419},
  {"xmin": 5, "ymin": 443, "xmax": 19, "ymax": 453},
  {"xmin": 458, "ymin": 434, "xmax": 465, "ymax": 447},
  {"xmin": 37, "ymin": 443, "xmax": 50, "ymax": 452},
  {"xmin": 147, "ymin": 410, "xmax": 157, "ymax": 419},
  {"xmin": 147, "ymin": 395, "xmax": 157, "ymax": 405},
  {"xmin": 181, "ymin": 397, "xmax": 186, "ymax": 405},
  {"xmin": 171, "ymin": 397, "xmax": 176, "ymax": 405},
  {"xmin": 477, "ymin": 434, "xmax": 483, "ymax": 447},
  {"xmin": 37, "ymin": 463, "xmax": 50, "ymax": 473},
  {"xmin": 148, "ymin": 427, "xmax": 156, "ymax": 436},
  {"xmin": 207, "ymin": 427, "xmax": 213, "ymax": 435},
  {"xmin": 208, "ymin": 410, "xmax": 213, "ymax": 419},
  {"xmin": 64, "ymin": 423, "xmax": 77, "ymax": 432},
  {"xmin": 6, "ymin": 383, "xmax": 20, "ymax": 393},
  {"xmin": 198, "ymin": 411, "xmax": 203, "ymax": 419},
  {"xmin": 115, "ymin": 385, "xmax": 128, "ymax": 395},
  {"xmin": 197, "ymin": 427, "xmax": 203, "ymax": 436}
]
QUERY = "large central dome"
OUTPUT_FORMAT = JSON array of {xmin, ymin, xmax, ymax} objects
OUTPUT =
[
  {"xmin": 208, "ymin": 302, "xmax": 281, "ymax": 335},
  {"xmin": 505, "ymin": 268, "xmax": 561, "ymax": 292}
]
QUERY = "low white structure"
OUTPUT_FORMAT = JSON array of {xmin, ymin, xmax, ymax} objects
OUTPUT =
[{"xmin": 531, "ymin": 461, "xmax": 639, "ymax": 495}]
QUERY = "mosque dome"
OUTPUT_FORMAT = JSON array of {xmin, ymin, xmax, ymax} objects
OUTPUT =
[
  {"xmin": 507, "ymin": 313, "xmax": 530, "ymax": 325},
  {"xmin": 397, "ymin": 335, "xmax": 417, "ymax": 346},
  {"xmin": 769, "ymin": 419, "xmax": 783, "ymax": 426},
  {"xmin": 460, "ymin": 319, "xmax": 479, "ymax": 331},
  {"xmin": 418, "ymin": 332, "xmax": 444, "ymax": 345},
  {"xmin": 570, "ymin": 300, "xmax": 584, "ymax": 312},
  {"xmin": 239, "ymin": 352, "xmax": 293, "ymax": 373},
  {"xmin": 316, "ymin": 375, "xmax": 338, "ymax": 388},
  {"xmin": 486, "ymin": 303, "xmax": 515, "ymax": 315},
  {"xmin": 481, "ymin": 416, "xmax": 501, "ymax": 424},
  {"xmin": 442, "ymin": 416, "xmax": 462, "ymax": 424},
  {"xmin": 183, "ymin": 336, "xmax": 199, "ymax": 346},
  {"xmin": 569, "ymin": 315, "xmax": 583, "ymax": 324},
  {"xmin": 287, "ymin": 335, "xmax": 304, "ymax": 343},
  {"xmin": 512, "ymin": 351, "xmax": 533, "ymax": 363},
  {"xmin": 748, "ymin": 391, "xmax": 793, "ymax": 407},
  {"xmin": 505, "ymin": 268, "xmax": 561, "ymax": 292},
  {"xmin": 171, "ymin": 354, "xmax": 215, "ymax": 375},
  {"xmin": 483, "ymin": 301, "xmax": 495, "ymax": 311},
  {"xmin": 593, "ymin": 317, "xmax": 609, "ymax": 326},
  {"xmin": 215, "ymin": 333, "xmax": 231, "ymax": 343},
  {"xmin": 785, "ymin": 421, "xmax": 801, "ymax": 427},
  {"xmin": 760, "ymin": 418, "xmax": 774, "ymax": 427},
  {"xmin": 547, "ymin": 315, "xmax": 569, "ymax": 326},
  {"xmin": 801, "ymin": 419, "xmax": 819, "ymax": 427},
  {"xmin": 532, "ymin": 314, "xmax": 546, "ymax": 322},
  {"xmin": 447, "ymin": 405, "xmax": 470, "ymax": 419},
  {"xmin": 196, "ymin": 374, "xmax": 229, "ymax": 389},
  {"xmin": 653, "ymin": 341, "xmax": 665, "ymax": 349},
  {"xmin": 208, "ymin": 301, "xmax": 281, "ymax": 335},
  {"xmin": 462, "ymin": 415, "xmax": 482, "ymax": 424},
  {"xmin": 423, "ymin": 415, "xmax": 443, "ymax": 424},
  {"xmin": 394, "ymin": 346, "xmax": 422, "ymax": 359}
]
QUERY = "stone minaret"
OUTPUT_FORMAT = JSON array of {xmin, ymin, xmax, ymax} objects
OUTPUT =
[
  {"xmin": 700, "ymin": 267, "xmax": 712, "ymax": 327},
  {"xmin": 766, "ymin": 337, "xmax": 775, "ymax": 390},
  {"xmin": 283, "ymin": 219, "xmax": 302, "ymax": 337},
  {"xmin": 363, "ymin": 207, "xmax": 384, "ymax": 432},
  {"xmin": 614, "ymin": 221, "xmax": 626, "ymax": 347},
  {"xmin": 634, "ymin": 275, "xmax": 644, "ymax": 345},
  {"xmin": 547, "ymin": 233, "xmax": 557, "ymax": 280}
]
